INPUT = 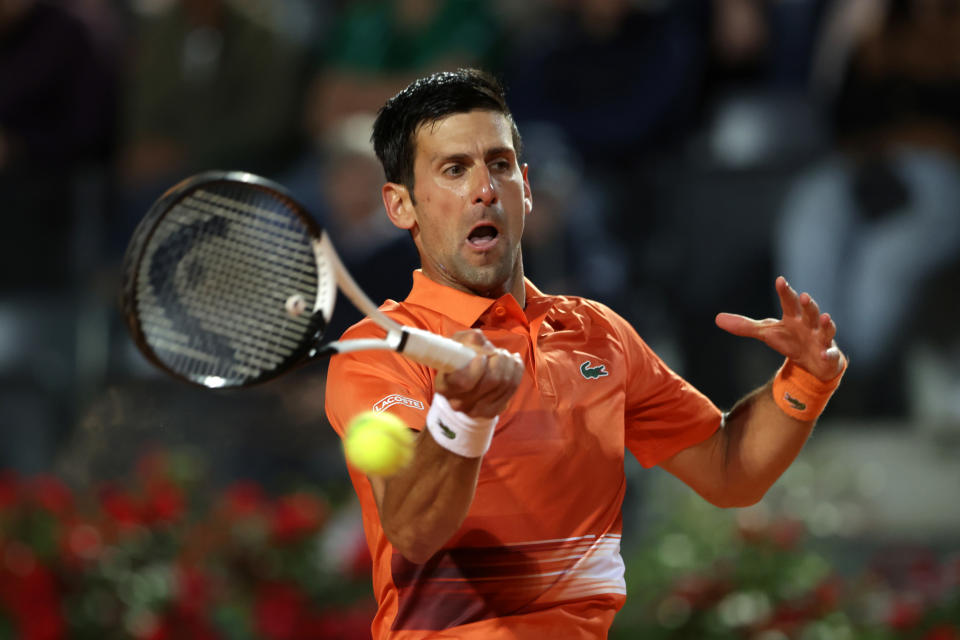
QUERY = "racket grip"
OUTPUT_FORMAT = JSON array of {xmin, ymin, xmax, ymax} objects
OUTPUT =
[{"xmin": 399, "ymin": 327, "xmax": 477, "ymax": 372}]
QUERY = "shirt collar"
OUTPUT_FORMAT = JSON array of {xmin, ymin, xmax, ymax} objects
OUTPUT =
[{"xmin": 404, "ymin": 270, "xmax": 549, "ymax": 327}]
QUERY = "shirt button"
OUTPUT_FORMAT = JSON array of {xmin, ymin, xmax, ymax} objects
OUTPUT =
[{"xmin": 494, "ymin": 306, "xmax": 507, "ymax": 318}]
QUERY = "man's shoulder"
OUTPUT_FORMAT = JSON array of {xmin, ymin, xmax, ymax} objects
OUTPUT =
[
  {"xmin": 325, "ymin": 297, "xmax": 434, "ymax": 394},
  {"xmin": 543, "ymin": 291, "xmax": 629, "ymax": 326},
  {"xmin": 338, "ymin": 298, "xmax": 423, "ymax": 340}
]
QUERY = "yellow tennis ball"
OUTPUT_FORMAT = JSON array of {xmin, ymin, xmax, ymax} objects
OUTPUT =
[{"xmin": 343, "ymin": 411, "xmax": 414, "ymax": 476}]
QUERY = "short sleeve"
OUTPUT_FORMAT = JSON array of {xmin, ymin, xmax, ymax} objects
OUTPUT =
[
  {"xmin": 614, "ymin": 317, "xmax": 722, "ymax": 468},
  {"xmin": 324, "ymin": 319, "xmax": 434, "ymax": 439}
]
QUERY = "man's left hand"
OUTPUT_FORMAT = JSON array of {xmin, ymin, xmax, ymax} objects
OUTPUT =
[{"xmin": 715, "ymin": 276, "xmax": 845, "ymax": 381}]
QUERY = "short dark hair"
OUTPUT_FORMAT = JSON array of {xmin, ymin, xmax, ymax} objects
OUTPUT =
[{"xmin": 371, "ymin": 68, "xmax": 522, "ymax": 196}]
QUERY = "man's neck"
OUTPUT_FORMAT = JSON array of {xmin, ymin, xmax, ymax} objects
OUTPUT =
[{"xmin": 423, "ymin": 265, "xmax": 527, "ymax": 309}]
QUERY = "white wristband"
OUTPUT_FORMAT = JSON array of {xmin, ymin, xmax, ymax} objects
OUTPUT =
[{"xmin": 425, "ymin": 392, "xmax": 498, "ymax": 458}]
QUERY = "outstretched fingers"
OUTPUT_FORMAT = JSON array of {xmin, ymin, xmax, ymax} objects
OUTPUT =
[
  {"xmin": 799, "ymin": 292, "xmax": 821, "ymax": 328},
  {"xmin": 715, "ymin": 312, "xmax": 775, "ymax": 339},
  {"xmin": 778, "ymin": 278, "xmax": 846, "ymax": 378},
  {"xmin": 819, "ymin": 312, "xmax": 836, "ymax": 347},
  {"xmin": 776, "ymin": 276, "xmax": 801, "ymax": 318}
]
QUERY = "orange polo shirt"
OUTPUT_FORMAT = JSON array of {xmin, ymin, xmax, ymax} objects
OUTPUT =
[{"xmin": 325, "ymin": 272, "xmax": 722, "ymax": 639}]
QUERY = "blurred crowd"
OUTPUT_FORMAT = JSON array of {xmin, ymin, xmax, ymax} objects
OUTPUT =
[{"xmin": 2, "ymin": 0, "xmax": 960, "ymax": 482}]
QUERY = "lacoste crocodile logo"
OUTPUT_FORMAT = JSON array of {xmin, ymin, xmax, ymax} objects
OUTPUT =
[
  {"xmin": 580, "ymin": 360, "xmax": 609, "ymax": 380},
  {"xmin": 438, "ymin": 420, "xmax": 457, "ymax": 439},
  {"xmin": 783, "ymin": 392, "xmax": 807, "ymax": 412}
]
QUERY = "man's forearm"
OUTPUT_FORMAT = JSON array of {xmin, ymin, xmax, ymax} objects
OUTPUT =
[
  {"xmin": 718, "ymin": 380, "xmax": 816, "ymax": 506},
  {"xmin": 377, "ymin": 429, "xmax": 482, "ymax": 564}
]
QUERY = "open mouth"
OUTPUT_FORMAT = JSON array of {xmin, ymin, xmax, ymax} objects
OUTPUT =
[{"xmin": 467, "ymin": 224, "xmax": 499, "ymax": 250}]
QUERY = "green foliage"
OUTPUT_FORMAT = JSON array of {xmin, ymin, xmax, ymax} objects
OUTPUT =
[{"xmin": 611, "ymin": 474, "xmax": 960, "ymax": 640}]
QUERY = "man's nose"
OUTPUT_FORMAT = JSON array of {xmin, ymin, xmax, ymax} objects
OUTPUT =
[{"xmin": 472, "ymin": 167, "xmax": 498, "ymax": 206}]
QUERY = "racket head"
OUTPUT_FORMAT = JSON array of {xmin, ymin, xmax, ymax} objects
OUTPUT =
[{"xmin": 120, "ymin": 170, "xmax": 337, "ymax": 388}]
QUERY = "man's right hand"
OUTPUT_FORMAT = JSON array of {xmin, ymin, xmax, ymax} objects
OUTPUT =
[{"xmin": 435, "ymin": 330, "xmax": 523, "ymax": 419}]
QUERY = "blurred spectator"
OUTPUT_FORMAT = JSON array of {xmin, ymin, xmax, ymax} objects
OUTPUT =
[
  {"xmin": 707, "ymin": 0, "xmax": 829, "ymax": 93},
  {"xmin": 506, "ymin": 0, "xmax": 707, "ymax": 171},
  {"xmin": 292, "ymin": 0, "xmax": 506, "ymax": 329},
  {"xmin": 307, "ymin": 113, "xmax": 419, "ymax": 339},
  {"xmin": 0, "ymin": 0, "xmax": 118, "ymax": 290},
  {"xmin": 118, "ymin": 0, "xmax": 309, "ymax": 239},
  {"xmin": 305, "ymin": 0, "xmax": 504, "ymax": 142},
  {"xmin": 503, "ymin": 0, "xmax": 713, "ymax": 316},
  {"xmin": 776, "ymin": 0, "xmax": 960, "ymax": 416},
  {"xmin": 520, "ymin": 122, "xmax": 628, "ymax": 303},
  {"xmin": 0, "ymin": 0, "xmax": 119, "ymax": 472}
]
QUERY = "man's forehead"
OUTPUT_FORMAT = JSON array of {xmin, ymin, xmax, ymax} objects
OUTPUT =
[{"xmin": 414, "ymin": 110, "xmax": 515, "ymax": 154}]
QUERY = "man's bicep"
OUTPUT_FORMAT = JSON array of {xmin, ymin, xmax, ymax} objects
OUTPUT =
[
  {"xmin": 324, "ymin": 350, "xmax": 434, "ymax": 437},
  {"xmin": 325, "ymin": 351, "xmax": 433, "ymax": 508}
]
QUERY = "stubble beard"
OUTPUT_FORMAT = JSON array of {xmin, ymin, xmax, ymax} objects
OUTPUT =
[{"xmin": 446, "ymin": 245, "xmax": 520, "ymax": 298}]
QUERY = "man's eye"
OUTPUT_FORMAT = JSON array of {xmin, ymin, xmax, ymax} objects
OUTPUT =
[{"xmin": 444, "ymin": 165, "xmax": 465, "ymax": 176}]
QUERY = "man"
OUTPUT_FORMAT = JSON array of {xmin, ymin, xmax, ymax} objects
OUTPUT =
[{"xmin": 324, "ymin": 69, "xmax": 846, "ymax": 639}]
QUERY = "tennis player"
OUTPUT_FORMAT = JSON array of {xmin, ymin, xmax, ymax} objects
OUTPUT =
[{"xmin": 325, "ymin": 68, "xmax": 846, "ymax": 639}]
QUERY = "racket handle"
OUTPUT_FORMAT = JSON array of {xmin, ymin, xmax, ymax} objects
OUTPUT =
[{"xmin": 399, "ymin": 327, "xmax": 478, "ymax": 372}]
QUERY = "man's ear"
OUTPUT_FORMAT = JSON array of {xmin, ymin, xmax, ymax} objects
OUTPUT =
[
  {"xmin": 382, "ymin": 182, "xmax": 416, "ymax": 230},
  {"xmin": 522, "ymin": 163, "xmax": 533, "ymax": 216}
]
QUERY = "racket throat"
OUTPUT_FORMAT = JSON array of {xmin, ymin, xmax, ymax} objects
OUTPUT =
[{"xmin": 315, "ymin": 330, "xmax": 407, "ymax": 358}]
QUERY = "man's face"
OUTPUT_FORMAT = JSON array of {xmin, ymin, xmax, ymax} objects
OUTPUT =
[{"xmin": 399, "ymin": 110, "xmax": 532, "ymax": 299}]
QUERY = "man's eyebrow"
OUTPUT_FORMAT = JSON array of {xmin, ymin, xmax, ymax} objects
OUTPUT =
[
  {"xmin": 435, "ymin": 152, "xmax": 472, "ymax": 165},
  {"xmin": 434, "ymin": 147, "xmax": 516, "ymax": 164},
  {"xmin": 486, "ymin": 146, "xmax": 516, "ymax": 159}
]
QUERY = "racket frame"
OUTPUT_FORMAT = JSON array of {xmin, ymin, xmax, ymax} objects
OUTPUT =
[{"xmin": 121, "ymin": 170, "xmax": 475, "ymax": 388}]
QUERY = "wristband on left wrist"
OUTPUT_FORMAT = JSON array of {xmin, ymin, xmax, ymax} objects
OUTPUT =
[{"xmin": 772, "ymin": 356, "xmax": 847, "ymax": 421}]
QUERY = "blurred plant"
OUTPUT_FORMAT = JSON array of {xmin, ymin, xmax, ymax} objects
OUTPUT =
[
  {"xmin": 612, "ymin": 475, "xmax": 960, "ymax": 640},
  {"xmin": 0, "ymin": 451, "xmax": 374, "ymax": 640}
]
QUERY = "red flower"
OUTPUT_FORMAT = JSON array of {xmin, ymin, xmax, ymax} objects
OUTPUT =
[
  {"xmin": 140, "ymin": 616, "xmax": 171, "ymax": 640},
  {"xmin": 143, "ymin": 481, "xmax": 184, "ymax": 525},
  {"xmin": 144, "ymin": 612, "xmax": 222, "ymax": 640},
  {"xmin": 254, "ymin": 582, "xmax": 306, "ymax": 640},
  {"xmin": 303, "ymin": 604, "xmax": 375, "ymax": 640},
  {"xmin": 813, "ymin": 576, "xmax": 843, "ymax": 613},
  {"xmin": 886, "ymin": 596, "xmax": 925, "ymax": 630},
  {"xmin": 0, "ymin": 558, "xmax": 64, "ymax": 640},
  {"xmin": 28, "ymin": 475, "xmax": 73, "ymax": 517},
  {"xmin": 18, "ymin": 613, "xmax": 64, "ymax": 640},
  {"xmin": 270, "ymin": 492, "xmax": 326, "ymax": 543},
  {"xmin": 62, "ymin": 521, "xmax": 103, "ymax": 564},
  {"xmin": 174, "ymin": 564, "xmax": 212, "ymax": 619},
  {"xmin": 769, "ymin": 518, "xmax": 805, "ymax": 551},
  {"xmin": 671, "ymin": 573, "xmax": 733, "ymax": 610},
  {"xmin": 767, "ymin": 601, "xmax": 813, "ymax": 631},
  {"xmin": 220, "ymin": 481, "xmax": 266, "ymax": 520},
  {"xmin": 736, "ymin": 517, "xmax": 805, "ymax": 550},
  {"xmin": 925, "ymin": 624, "xmax": 960, "ymax": 640},
  {"xmin": 99, "ymin": 485, "xmax": 142, "ymax": 527},
  {"xmin": 347, "ymin": 533, "xmax": 373, "ymax": 579}
]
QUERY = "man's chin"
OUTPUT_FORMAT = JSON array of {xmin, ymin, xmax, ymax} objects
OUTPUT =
[{"xmin": 455, "ymin": 263, "xmax": 514, "ymax": 297}]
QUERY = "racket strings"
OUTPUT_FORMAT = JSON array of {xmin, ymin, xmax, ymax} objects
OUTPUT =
[
  {"xmin": 136, "ymin": 185, "xmax": 321, "ymax": 384},
  {"xmin": 177, "ymin": 194, "xmax": 318, "ymax": 276},
  {"xmin": 147, "ymin": 218, "xmax": 309, "ymax": 374}
]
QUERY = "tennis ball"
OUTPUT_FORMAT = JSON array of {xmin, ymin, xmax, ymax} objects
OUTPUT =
[{"xmin": 343, "ymin": 411, "xmax": 414, "ymax": 476}]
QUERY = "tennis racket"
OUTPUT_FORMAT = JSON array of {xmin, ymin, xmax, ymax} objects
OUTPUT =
[{"xmin": 120, "ymin": 170, "xmax": 477, "ymax": 389}]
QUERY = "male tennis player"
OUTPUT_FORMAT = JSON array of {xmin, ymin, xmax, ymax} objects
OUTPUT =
[{"xmin": 325, "ymin": 69, "xmax": 846, "ymax": 639}]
